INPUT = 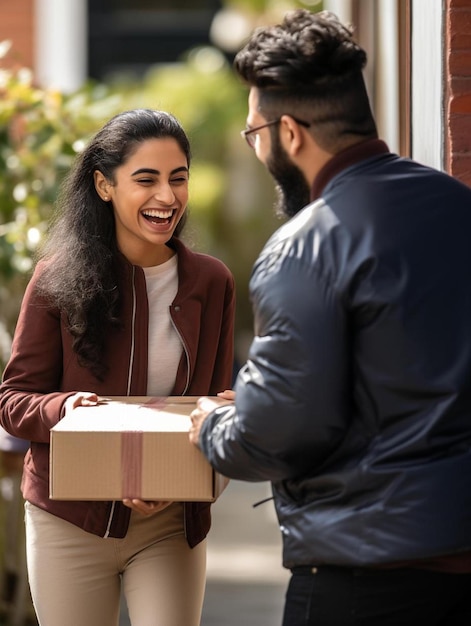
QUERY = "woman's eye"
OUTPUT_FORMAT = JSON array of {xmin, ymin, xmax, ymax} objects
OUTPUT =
[{"xmin": 171, "ymin": 177, "xmax": 188, "ymax": 184}]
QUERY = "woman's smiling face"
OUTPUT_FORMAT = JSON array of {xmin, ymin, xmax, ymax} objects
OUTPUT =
[{"xmin": 95, "ymin": 136, "xmax": 189, "ymax": 267}]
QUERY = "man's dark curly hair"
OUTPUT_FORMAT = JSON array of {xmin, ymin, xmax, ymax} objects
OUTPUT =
[
  {"xmin": 35, "ymin": 109, "xmax": 191, "ymax": 380},
  {"xmin": 234, "ymin": 9, "xmax": 377, "ymax": 151}
]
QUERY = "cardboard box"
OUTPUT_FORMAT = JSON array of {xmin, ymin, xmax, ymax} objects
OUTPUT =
[{"xmin": 50, "ymin": 396, "xmax": 228, "ymax": 501}]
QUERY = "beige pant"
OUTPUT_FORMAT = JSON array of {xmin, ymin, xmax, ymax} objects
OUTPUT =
[{"xmin": 24, "ymin": 501, "xmax": 207, "ymax": 626}]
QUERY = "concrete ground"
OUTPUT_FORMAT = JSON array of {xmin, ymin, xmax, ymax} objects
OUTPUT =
[{"xmin": 201, "ymin": 480, "xmax": 289, "ymax": 626}]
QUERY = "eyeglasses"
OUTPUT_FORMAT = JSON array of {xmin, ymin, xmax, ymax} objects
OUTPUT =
[{"xmin": 240, "ymin": 116, "xmax": 311, "ymax": 148}]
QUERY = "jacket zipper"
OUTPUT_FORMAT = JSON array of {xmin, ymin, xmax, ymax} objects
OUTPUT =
[
  {"xmin": 170, "ymin": 310, "xmax": 190, "ymax": 396},
  {"xmin": 171, "ymin": 307, "xmax": 190, "ymax": 540},
  {"xmin": 127, "ymin": 266, "xmax": 137, "ymax": 395},
  {"xmin": 104, "ymin": 266, "xmax": 137, "ymax": 538}
]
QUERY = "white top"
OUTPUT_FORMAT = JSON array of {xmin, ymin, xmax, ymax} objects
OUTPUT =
[{"xmin": 143, "ymin": 255, "xmax": 182, "ymax": 396}]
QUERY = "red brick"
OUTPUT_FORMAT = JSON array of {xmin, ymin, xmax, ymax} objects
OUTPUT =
[
  {"xmin": 0, "ymin": 0, "xmax": 34, "ymax": 69},
  {"xmin": 449, "ymin": 32, "xmax": 471, "ymax": 48},
  {"xmin": 448, "ymin": 50, "xmax": 471, "ymax": 76},
  {"xmin": 449, "ymin": 0, "xmax": 471, "ymax": 8},
  {"xmin": 448, "ymin": 76, "xmax": 471, "ymax": 95},
  {"xmin": 449, "ymin": 113, "xmax": 471, "ymax": 151},
  {"xmin": 449, "ymin": 8, "xmax": 471, "ymax": 40},
  {"xmin": 449, "ymin": 93, "xmax": 471, "ymax": 113}
]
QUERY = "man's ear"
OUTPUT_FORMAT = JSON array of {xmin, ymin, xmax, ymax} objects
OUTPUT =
[
  {"xmin": 94, "ymin": 170, "xmax": 112, "ymax": 201},
  {"xmin": 279, "ymin": 115, "xmax": 306, "ymax": 156}
]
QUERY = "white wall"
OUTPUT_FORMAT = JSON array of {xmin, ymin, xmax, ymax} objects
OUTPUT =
[
  {"xmin": 410, "ymin": 0, "xmax": 444, "ymax": 170},
  {"xmin": 325, "ymin": 0, "xmax": 400, "ymax": 153},
  {"xmin": 323, "ymin": 0, "xmax": 354, "ymax": 24},
  {"xmin": 35, "ymin": 0, "xmax": 87, "ymax": 92},
  {"xmin": 374, "ymin": 0, "xmax": 400, "ymax": 154}
]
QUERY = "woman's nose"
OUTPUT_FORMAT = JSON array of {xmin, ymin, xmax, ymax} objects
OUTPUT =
[{"xmin": 153, "ymin": 184, "xmax": 175, "ymax": 204}]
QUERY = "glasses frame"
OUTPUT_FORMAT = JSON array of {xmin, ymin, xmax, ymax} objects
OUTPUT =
[{"xmin": 240, "ymin": 116, "xmax": 311, "ymax": 148}]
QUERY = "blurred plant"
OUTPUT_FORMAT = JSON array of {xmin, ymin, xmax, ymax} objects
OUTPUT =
[{"xmin": 0, "ymin": 42, "xmax": 125, "ymax": 366}]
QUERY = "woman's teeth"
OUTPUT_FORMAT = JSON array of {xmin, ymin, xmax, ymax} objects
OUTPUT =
[{"xmin": 142, "ymin": 209, "xmax": 173, "ymax": 222}]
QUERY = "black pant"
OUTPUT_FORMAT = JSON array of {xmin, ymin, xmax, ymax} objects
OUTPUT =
[{"xmin": 282, "ymin": 565, "xmax": 471, "ymax": 626}]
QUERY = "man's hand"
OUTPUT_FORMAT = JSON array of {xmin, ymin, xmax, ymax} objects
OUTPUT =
[{"xmin": 189, "ymin": 391, "xmax": 235, "ymax": 447}]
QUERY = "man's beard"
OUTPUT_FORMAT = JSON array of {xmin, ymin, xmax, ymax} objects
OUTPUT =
[{"xmin": 266, "ymin": 132, "xmax": 311, "ymax": 219}]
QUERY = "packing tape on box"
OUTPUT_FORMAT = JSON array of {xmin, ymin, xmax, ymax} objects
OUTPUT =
[
  {"xmin": 121, "ymin": 431, "xmax": 143, "ymax": 498},
  {"xmin": 120, "ymin": 399, "xmax": 166, "ymax": 498}
]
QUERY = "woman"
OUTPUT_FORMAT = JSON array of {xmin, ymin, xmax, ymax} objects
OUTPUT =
[{"xmin": 0, "ymin": 109, "xmax": 235, "ymax": 626}]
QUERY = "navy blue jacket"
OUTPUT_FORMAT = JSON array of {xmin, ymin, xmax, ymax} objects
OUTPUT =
[{"xmin": 199, "ymin": 139, "xmax": 471, "ymax": 569}]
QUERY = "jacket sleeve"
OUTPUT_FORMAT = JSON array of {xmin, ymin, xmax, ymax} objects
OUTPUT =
[
  {"xmin": 0, "ymin": 268, "xmax": 74, "ymax": 443},
  {"xmin": 199, "ymin": 245, "xmax": 350, "ymax": 482}
]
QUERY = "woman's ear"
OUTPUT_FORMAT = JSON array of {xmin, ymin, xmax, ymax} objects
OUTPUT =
[{"xmin": 94, "ymin": 170, "xmax": 111, "ymax": 201}]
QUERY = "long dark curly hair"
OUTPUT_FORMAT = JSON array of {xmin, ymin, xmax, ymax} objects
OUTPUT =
[{"xmin": 35, "ymin": 109, "xmax": 191, "ymax": 380}]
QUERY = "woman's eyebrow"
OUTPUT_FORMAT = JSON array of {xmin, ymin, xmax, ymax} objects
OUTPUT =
[{"xmin": 131, "ymin": 166, "xmax": 189, "ymax": 176}]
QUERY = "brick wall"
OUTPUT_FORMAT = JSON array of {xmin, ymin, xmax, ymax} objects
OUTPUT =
[
  {"xmin": 445, "ymin": 0, "xmax": 471, "ymax": 186},
  {"xmin": 0, "ymin": 0, "xmax": 35, "ymax": 70}
]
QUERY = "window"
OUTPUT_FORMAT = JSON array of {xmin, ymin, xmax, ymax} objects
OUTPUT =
[{"xmin": 87, "ymin": 0, "xmax": 223, "ymax": 80}]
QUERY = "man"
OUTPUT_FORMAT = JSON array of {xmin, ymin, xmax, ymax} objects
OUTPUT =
[{"xmin": 190, "ymin": 9, "xmax": 471, "ymax": 626}]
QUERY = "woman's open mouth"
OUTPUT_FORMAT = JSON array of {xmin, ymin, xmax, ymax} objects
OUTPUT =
[{"xmin": 141, "ymin": 208, "xmax": 174, "ymax": 225}]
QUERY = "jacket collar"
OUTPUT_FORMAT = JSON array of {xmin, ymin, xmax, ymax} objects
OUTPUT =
[
  {"xmin": 166, "ymin": 237, "xmax": 199, "ymax": 302},
  {"xmin": 310, "ymin": 138, "xmax": 390, "ymax": 201},
  {"xmin": 116, "ymin": 236, "xmax": 194, "ymax": 277}
]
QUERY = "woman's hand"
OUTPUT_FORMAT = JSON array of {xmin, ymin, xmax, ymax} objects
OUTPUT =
[
  {"xmin": 217, "ymin": 389, "xmax": 235, "ymax": 401},
  {"xmin": 64, "ymin": 392, "xmax": 99, "ymax": 415},
  {"xmin": 122, "ymin": 499, "xmax": 173, "ymax": 516}
]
